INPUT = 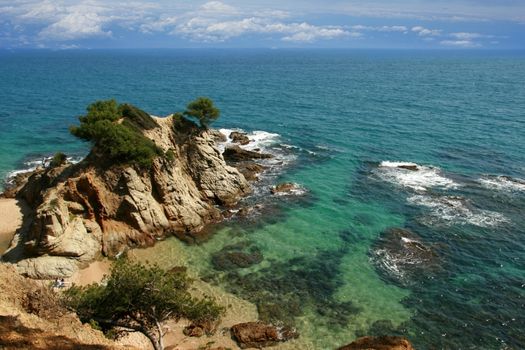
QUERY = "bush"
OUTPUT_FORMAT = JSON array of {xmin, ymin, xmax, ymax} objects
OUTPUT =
[
  {"xmin": 70, "ymin": 100, "xmax": 162, "ymax": 168},
  {"xmin": 49, "ymin": 152, "xmax": 67, "ymax": 167},
  {"xmin": 63, "ymin": 259, "xmax": 223, "ymax": 350},
  {"xmin": 183, "ymin": 97, "xmax": 220, "ymax": 129}
]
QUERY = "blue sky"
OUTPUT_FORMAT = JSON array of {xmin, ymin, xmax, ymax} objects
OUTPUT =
[{"xmin": 1, "ymin": 0, "xmax": 524, "ymax": 49}]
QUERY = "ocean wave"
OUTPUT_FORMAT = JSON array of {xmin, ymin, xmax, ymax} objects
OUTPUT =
[
  {"xmin": 408, "ymin": 194, "xmax": 509, "ymax": 227},
  {"xmin": 374, "ymin": 161, "xmax": 459, "ymax": 192},
  {"xmin": 478, "ymin": 175, "xmax": 525, "ymax": 193},
  {"xmin": 5, "ymin": 155, "xmax": 83, "ymax": 186}
]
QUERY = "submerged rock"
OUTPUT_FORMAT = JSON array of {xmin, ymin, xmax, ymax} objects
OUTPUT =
[
  {"xmin": 230, "ymin": 131, "xmax": 250, "ymax": 145},
  {"xmin": 370, "ymin": 228, "xmax": 438, "ymax": 285},
  {"xmin": 337, "ymin": 336, "xmax": 415, "ymax": 350},
  {"xmin": 211, "ymin": 242, "xmax": 263, "ymax": 270},
  {"xmin": 230, "ymin": 322, "xmax": 298, "ymax": 349}
]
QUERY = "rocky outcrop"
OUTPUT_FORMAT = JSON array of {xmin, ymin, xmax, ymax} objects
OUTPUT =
[
  {"xmin": 2, "ymin": 115, "xmax": 251, "ymax": 278},
  {"xmin": 337, "ymin": 336, "xmax": 415, "ymax": 350},
  {"xmin": 223, "ymin": 146, "xmax": 273, "ymax": 162},
  {"xmin": 230, "ymin": 322, "xmax": 298, "ymax": 349},
  {"xmin": 230, "ymin": 131, "xmax": 250, "ymax": 145}
]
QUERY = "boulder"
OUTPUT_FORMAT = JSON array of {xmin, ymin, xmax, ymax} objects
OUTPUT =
[
  {"xmin": 15, "ymin": 256, "xmax": 78, "ymax": 279},
  {"xmin": 208, "ymin": 130, "xmax": 227, "ymax": 143},
  {"xmin": 270, "ymin": 182, "xmax": 296, "ymax": 194},
  {"xmin": 230, "ymin": 131, "xmax": 250, "ymax": 145},
  {"xmin": 223, "ymin": 146, "xmax": 273, "ymax": 162},
  {"xmin": 237, "ymin": 162, "xmax": 266, "ymax": 181},
  {"xmin": 231, "ymin": 322, "xmax": 298, "ymax": 349},
  {"xmin": 397, "ymin": 165, "xmax": 418, "ymax": 171},
  {"xmin": 337, "ymin": 336, "xmax": 415, "ymax": 350}
]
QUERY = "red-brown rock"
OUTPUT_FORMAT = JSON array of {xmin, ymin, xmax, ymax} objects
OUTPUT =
[
  {"xmin": 337, "ymin": 336, "xmax": 415, "ymax": 350},
  {"xmin": 231, "ymin": 322, "xmax": 298, "ymax": 349}
]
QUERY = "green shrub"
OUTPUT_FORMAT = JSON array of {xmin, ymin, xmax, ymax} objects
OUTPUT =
[
  {"xmin": 49, "ymin": 152, "xmax": 67, "ymax": 167},
  {"xmin": 63, "ymin": 259, "xmax": 223, "ymax": 350},
  {"xmin": 70, "ymin": 100, "xmax": 161, "ymax": 168}
]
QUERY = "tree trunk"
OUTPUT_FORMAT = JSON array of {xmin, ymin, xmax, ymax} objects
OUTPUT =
[{"xmin": 155, "ymin": 320, "xmax": 164, "ymax": 350}]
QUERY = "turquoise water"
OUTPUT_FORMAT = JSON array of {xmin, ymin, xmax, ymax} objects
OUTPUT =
[{"xmin": 1, "ymin": 49, "xmax": 525, "ymax": 349}]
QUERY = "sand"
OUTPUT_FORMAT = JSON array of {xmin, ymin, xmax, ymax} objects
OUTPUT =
[{"xmin": 0, "ymin": 198, "xmax": 23, "ymax": 254}]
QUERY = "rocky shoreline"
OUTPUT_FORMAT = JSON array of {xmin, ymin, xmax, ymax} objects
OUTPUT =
[
  {"xmin": 0, "ymin": 110, "xmax": 416, "ymax": 349},
  {"xmin": 0, "ymin": 114, "xmax": 278, "ymax": 279}
]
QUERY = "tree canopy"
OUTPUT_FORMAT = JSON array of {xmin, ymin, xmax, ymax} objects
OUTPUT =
[
  {"xmin": 63, "ymin": 259, "xmax": 223, "ymax": 350},
  {"xmin": 183, "ymin": 97, "xmax": 220, "ymax": 128},
  {"xmin": 70, "ymin": 100, "xmax": 162, "ymax": 168}
]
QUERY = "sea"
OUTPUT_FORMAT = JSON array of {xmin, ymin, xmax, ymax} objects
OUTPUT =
[{"xmin": 0, "ymin": 49, "xmax": 524, "ymax": 349}]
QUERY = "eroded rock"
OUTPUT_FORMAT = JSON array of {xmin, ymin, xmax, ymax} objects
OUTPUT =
[
  {"xmin": 231, "ymin": 322, "xmax": 298, "ymax": 349},
  {"xmin": 223, "ymin": 146, "xmax": 273, "ymax": 162},
  {"xmin": 230, "ymin": 131, "xmax": 250, "ymax": 145}
]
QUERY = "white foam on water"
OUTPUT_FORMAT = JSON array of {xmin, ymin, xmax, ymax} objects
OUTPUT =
[
  {"xmin": 370, "ymin": 249, "xmax": 407, "ymax": 280},
  {"xmin": 272, "ymin": 183, "xmax": 308, "ymax": 197},
  {"xmin": 478, "ymin": 175, "xmax": 525, "ymax": 193},
  {"xmin": 408, "ymin": 194, "xmax": 509, "ymax": 228},
  {"xmin": 5, "ymin": 155, "xmax": 83, "ymax": 185},
  {"xmin": 375, "ymin": 161, "xmax": 459, "ymax": 192}
]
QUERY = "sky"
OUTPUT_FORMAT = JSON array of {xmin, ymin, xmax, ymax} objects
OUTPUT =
[{"xmin": 0, "ymin": 0, "xmax": 524, "ymax": 49}]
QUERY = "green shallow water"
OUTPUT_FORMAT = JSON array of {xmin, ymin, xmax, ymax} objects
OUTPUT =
[{"xmin": 1, "ymin": 49, "xmax": 525, "ymax": 349}]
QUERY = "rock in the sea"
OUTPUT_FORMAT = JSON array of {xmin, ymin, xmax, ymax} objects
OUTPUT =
[
  {"xmin": 397, "ymin": 165, "xmax": 419, "ymax": 171},
  {"xmin": 230, "ymin": 131, "xmax": 250, "ymax": 145},
  {"xmin": 370, "ymin": 228, "xmax": 438, "ymax": 284},
  {"xmin": 211, "ymin": 242, "xmax": 263, "ymax": 270},
  {"xmin": 223, "ymin": 145, "xmax": 273, "ymax": 162},
  {"xmin": 337, "ymin": 336, "xmax": 415, "ymax": 350},
  {"xmin": 270, "ymin": 182, "xmax": 297, "ymax": 194},
  {"xmin": 237, "ymin": 162, "xmax": 266, "ymax": 181},
  {"xmin": 231, "ymin": 322, "xmax": 299, "ymax": 349}
]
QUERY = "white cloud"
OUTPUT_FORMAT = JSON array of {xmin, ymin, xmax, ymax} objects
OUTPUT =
[
  {"xmin": 450, "ymin": 32, "xmax": 493, "ymax": 40},
  {"xmin": 411, "ymin": 26, "xmax": 442, "ymax": 36},
  {"xmin": 440, "ymin": 40, "xmax": 481, "ymax": 48},
  {"xmin": 39, "ymin": 11, "xmax": 112, "ymax": 40},
  {"xmin": 200, "ymin": 1, "xmax": 238, "ymax": 15},
  {"xmin": 174, "ymin": 16, "xmax": 354, "ymax": 42},
  {"xmin": 351, "ymin": 25, "xmax": 407, "ymax": 32}
]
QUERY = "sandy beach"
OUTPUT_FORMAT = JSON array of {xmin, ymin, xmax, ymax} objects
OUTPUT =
[{"xmin": 0, "ymin": 198, "xmax": 23, "ymax": 254}]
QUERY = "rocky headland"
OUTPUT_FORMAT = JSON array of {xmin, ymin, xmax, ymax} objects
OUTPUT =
[{"xmin": 0, "ymin": 111, "xmax": 271, "ymax": 279}]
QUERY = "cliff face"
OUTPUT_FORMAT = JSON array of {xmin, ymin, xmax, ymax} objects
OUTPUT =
[{"xmin": 3, "ymin": 116, "xmax": 250, "ymax": 278}]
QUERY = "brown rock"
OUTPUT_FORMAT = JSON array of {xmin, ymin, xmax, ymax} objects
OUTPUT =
[
  {"xmin": 231, "ymin": 322, "xmax": 298, "ymax": 349},
  {"xmin": 270, "ymin": 182, "xmax": 296, "ymax": 194},
  {"xmin": 223, "ymin": 146, "xmax": 273, "ymax": 162},
  {"xmin": 230, "ymin": 131, "xmax": 250, "ymax": 145},
  {"xmin": 397, "ymin": 165, "xmax": 419, "ymax": 171},
  {"xmin": 183, "ymin": 324, "xmax": 204, "ymax": 337},
  {"xmin": 236, "ymin": 162, "xmax": 266, "ymax": 181},
  {"xmin": 337, "ymin": 336, "xmax": 415, "ymax": 350}
]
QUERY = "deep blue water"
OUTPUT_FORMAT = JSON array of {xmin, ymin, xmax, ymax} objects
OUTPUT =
[{"xmin": 1, "ymin": 49, "xmax": 524, "ymax": 349}]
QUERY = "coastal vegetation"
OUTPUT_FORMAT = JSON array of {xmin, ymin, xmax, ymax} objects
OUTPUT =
[
  {"xmin": 70, "ymin": 99, "xmax": 162, "ymax": 168},
  {"xmin": 184, "ymin": 97, "xmax": 220, "ymax": 129},
  {"xmin": 63, "ymin": 259, "xmax": 223, "ymax": 350}
]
